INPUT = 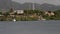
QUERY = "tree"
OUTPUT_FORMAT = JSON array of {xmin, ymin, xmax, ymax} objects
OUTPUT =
[{"xmin": 9, "ymin": 8, "xmax": 14, "ymax": 12}]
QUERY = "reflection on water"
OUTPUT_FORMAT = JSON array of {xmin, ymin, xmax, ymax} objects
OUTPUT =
[{"xmin": 0, "ymin": 20, "xmax": 60, "ymax": 34}]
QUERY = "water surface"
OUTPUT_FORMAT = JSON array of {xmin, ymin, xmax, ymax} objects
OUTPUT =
[{"xmin": 0, "ymin": 20, "xmax": 60, "ymax": 34}]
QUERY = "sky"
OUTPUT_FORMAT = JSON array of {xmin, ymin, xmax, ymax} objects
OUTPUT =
[{"xmin": 12, "ymin": 0, "xmax": 60, "ymax": 5}]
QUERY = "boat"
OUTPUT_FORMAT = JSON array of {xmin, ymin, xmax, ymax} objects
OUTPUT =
[{"xmin": 13, "ymin": 19, "xmax": 16, "ymax": 22}]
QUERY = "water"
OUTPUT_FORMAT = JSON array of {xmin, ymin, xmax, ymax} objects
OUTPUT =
[{"xmin": 0, "ymin": 20, "xmax": 60, "ymax": 34}]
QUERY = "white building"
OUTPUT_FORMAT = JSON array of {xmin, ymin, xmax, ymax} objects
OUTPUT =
[{"xmin": 14, "ymin": 10, "xmax": 24, "ymax": 14}]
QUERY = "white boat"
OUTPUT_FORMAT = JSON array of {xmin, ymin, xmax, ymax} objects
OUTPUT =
[{"xmin": 13, "ymin": 19, "xmax": 16, "ymax": 22}]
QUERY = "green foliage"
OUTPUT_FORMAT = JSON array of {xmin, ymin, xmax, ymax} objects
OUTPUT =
[
  {"xmin": 3, "ymin": 12, "xmax": 9, "ymax": 17},
  {"xmin": 53, "ymin": 10, "xmax": 60, "ymax": 20},
  {"xmin": 54, "ymin": 10, "xmax": 60, "ymax": 15},
  {"xmin": 24, "ymin": 10, "xmax": 43, "ymax": 16},
  {"xmin": 0, "ymin": 12, "xmax": 2, "ymax": 15},
  {"xmin": 1, "ymin": 9, "xmax": 60, "ymax": 21}
]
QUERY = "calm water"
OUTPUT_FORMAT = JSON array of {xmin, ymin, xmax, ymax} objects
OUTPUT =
[{"xmin": 0, "ymin": 20, "xmax": 60, "ymax": 34}]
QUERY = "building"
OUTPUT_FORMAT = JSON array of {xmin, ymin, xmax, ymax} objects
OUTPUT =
[
  {"xmin": 38, "ymin": 15, "xmax": 46, "ymax": 20},
  {"xmin": 14, "ymin": 10, "xmax": 24, "ymax": 15},
  {"xmin": 44, "ymin": 11, "xmax": 55, "ymax": 16}
]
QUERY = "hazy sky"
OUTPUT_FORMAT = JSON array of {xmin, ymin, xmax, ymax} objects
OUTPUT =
[{"xmin": 12, "ymin": 0, "xmax": 60, "ymax": 5}]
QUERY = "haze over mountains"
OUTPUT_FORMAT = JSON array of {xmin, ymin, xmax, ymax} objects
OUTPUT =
[{"xmin": 0, "ymin": 0, "xmax": 60, "ymax": 11}]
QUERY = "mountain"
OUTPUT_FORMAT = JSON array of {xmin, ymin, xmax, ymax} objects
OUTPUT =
[
  {"xmin": 39, "ymin": 3, "xmax": 60, "ymax": 11},
  {"xmin": 0, "ymin": 0, "xmax": 12, "ymax": 9},
  {"xmin": 12, "ymin": 2, "xmax": 60, "ymax": 11},
  {"xmin": 12, "ymin": 1, "xmax": 22, "ymax": 10},
  {"xmin": 0, "ymin": 0, "xmax": 60, "ymax": 11}
]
